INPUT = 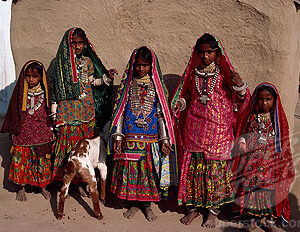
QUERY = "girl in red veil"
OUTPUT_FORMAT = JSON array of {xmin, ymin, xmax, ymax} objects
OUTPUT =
[
  {"xmin": 171, "ymin": 33, "xmax": 250, "ymax": 227},
  {"xmin": 232, "ymin": 83, "xmax": 295, "ymax": 231}
]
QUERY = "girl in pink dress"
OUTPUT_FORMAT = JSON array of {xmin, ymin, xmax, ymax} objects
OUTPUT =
[{"xmin": 171, "ymin": 33, "xmax": 250, "ymax": 228}]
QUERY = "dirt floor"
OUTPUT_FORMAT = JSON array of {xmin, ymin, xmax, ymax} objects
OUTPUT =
[{"xmin": 1, "ymin": 99, "xmax": 300, "ymax": 232}]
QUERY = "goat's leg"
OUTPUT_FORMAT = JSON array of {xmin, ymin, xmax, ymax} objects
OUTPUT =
[
  {"xmin": 57, "ymin": 165, "xmax": 76, "ymax": 220},
  {"xmin": 79, "ymin": 168, "xmax": 103, "ymax": 220},
  {"xmin": 97, "ymin": 162, "xmax": 107, "ymax": 203},
  {"xmin": 100, "ymin": 179, "xmax": 106, "ymax": 204}
]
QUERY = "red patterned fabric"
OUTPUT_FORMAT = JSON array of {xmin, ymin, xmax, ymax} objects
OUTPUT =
[
  {"xmin": 232, "ymin": 83, "xmax": 295, "ymax": 222},
  {"xmin": 9, "ymin": 146, "xmax": 52, "ymax": 188},
  {"xmin": 12, "ymin": 94, "xmax": 52, "ymax": 146},
  {"xmin": 180, "ymin": 71, "xmax": 237, "ymax": 160}
]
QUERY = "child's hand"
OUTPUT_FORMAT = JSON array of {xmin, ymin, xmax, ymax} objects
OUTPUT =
[
  {"xmin": 113, "ymin": 139, "xmax": 122, "ymax": 154},
  {"xmin": 230, "ymin": 70, "xmax": 243, "ymax": 87},
  {"xmin": 238, "ymin": 142, "xmax": 247, "ymax": 154},
  {"xmin": 161, "ymin": 142, "xmax": 173, "ymax": 155},
  {"xmin": 107, "ymin": 69, "xmax": 118, "ymax": 80}
]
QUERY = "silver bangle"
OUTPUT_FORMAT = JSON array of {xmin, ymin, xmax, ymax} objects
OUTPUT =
[
  {"xmin": 177, "ymin": 98, "xmax": 186, "ymax": 111},
  {"xmin": 103, "ymin": 73, "xmax": 112, "ymax": 86},
  {"xmin": 111, "ymin": 132, "xmax": 125, "ymax": 141},
  {"xmin": 233, "ymin": 80, "xmax": 248, "ymax": 92},
  {"xmin": 158, "ymin": 137, "xmax": 169, "ymax": 143}
]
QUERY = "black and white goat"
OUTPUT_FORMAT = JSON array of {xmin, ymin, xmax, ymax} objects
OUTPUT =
[{"xmin": 57, "ymin": 136, "xmax": 107, "ymax": 220}]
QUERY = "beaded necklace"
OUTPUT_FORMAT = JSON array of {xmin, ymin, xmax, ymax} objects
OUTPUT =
[
  {"xmin": 194, "ymin": 62, "xmax": 220, "ymax": 105},
  {"xmin": 75, "ymin": 56, "xmax": 89, "ymax": 100},
  {"xmin": 130, "ymin": 76, "xmax": 156, "ymax": 127}
]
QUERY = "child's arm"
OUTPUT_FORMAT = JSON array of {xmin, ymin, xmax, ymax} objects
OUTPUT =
[
  {"xmin": 87, "ymin": 57, "xmax": 117, "ymax": 86},
  {"xmin": 173, "ymin": 75, "xmax": 192, "ymax": 115},
  {"xmin": 111, "ymin": 115, "xmax": 124, "ymax": 154},
  {"xmin": 157, "ymin": 102, "xmax": 173, "ymax": 155},
  {"xmin": 89, "ymin": 69, "xmax": 118, "ymax": 86}
]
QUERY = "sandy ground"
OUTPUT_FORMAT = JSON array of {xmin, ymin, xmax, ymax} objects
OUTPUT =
[{"xmin": 1, "ymin": 98, "xmax": 300, "ymax": 232}]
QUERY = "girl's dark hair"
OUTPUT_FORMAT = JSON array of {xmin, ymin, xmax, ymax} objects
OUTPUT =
[
  {"xmin": 195, "ymin": 33, "xmax": 220, "ymax": 54},
  {"xmin": 25, "ymin": 62, "xmax": 43, "ymax": 77},
  {"xmin": 72, "ymin": 28, "xmax": 88, "ymax": 45},
  {"xmin": 256, "ymin": 85, "xmax": 278, "ymax": 101},
  {"xmin": 135, "ymin": 46, "xmax": 152, "ymax": 64}
]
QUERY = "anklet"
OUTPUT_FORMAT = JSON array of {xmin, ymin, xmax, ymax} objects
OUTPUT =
[{"xmin": 208, "ymin": 208, "xmax": 220, "ymax": 216}]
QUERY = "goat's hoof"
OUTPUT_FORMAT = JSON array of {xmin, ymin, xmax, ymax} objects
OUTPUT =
[
  {"xmin": 56, "ymin": 213, "xmax": 64, "ymax": 220},
  {"xmin": 95, "ymin": 213, "xmax": 103, "ymax": 220},
  {"xmin": 100, "ymin": 199, "xmax": 106, "ymax": 204}
]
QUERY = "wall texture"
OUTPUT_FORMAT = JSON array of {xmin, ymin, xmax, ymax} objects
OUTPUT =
[{"xmin": 10, "ymin": 0, "xmax": 300, "ymax": 129}]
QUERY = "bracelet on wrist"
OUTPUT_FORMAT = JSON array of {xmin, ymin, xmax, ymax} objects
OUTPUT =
[{"xmin": 233, "ymin": 80, "xmax": 248, "ymax": 92}]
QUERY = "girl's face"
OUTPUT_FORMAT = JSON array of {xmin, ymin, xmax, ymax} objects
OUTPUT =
[
  {"xmin": 25, "ymin": 68, "xmax": 42, "ymax": 88},
  {"xmin": 198, "ymin": 43, "xmax": 217, "ymax": 67},
  {"xmin": 134, "ymin": 58, "xmax": 151, "ymax": 78},
  {"xmin": 256, "ymin": 89, "xmax": 275, "ymax": 113},
  {"xmin": 71, "ymin": 35, "xmax": 85, "ymax": 55}
]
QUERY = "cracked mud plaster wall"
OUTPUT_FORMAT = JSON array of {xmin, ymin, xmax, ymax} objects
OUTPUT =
[{"xmin": 10, "ymin": 0, "xmax": 300, "ymax": 130}]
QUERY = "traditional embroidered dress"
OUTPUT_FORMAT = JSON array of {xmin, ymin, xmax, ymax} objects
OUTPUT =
[
  {"xmin": 48, "ymin": 28, "xmax": 113, "ymax": 179},
  {"xmin": 171, "ymin": 34, "xmax": 250, "ymax": 209},
  {"xmin": 1, "ymin": 60, "xmax": 52, "ymax": 188},
  {"xmin": 109, "ymin": 48, "xmax": 177, "ymax": 201},
  {"xmin": 232, "ymin": 83, "xmax": 295, "ymax": 225}
]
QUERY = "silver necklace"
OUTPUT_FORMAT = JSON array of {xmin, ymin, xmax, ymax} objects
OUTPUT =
[
  {"xmin": 130, "ymin": 79, "xmax": 156, "ymax": 127},
  {"xmin": 194, "ymin": 66, "xmax": 219, "ymax": 105},
  {"xmin": 27, "ymin": 91, "xmax": 45, "ymax": 115},
  {"xmin": 257, "ymin": 113, "xmax": 275, "ymax": 144}
]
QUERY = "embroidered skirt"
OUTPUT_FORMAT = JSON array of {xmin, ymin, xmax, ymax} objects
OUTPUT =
[
  {"xmin": 9, "ymin": 145, "xmax": 52, "ymax": 188},
  {"xmin": 111, "ymin": 149, "xmax": 160, "ymax": 202},
  {"xmin": 52, "ymin": 119, "xmax": 95, "ymax": 180},
  {"xmin": 236, "ymin": 188, "xmax": 276, "ymax": 218},
  {"xmin": 178, "ymin": 152, "xmax": 234, "ymax": 208}
]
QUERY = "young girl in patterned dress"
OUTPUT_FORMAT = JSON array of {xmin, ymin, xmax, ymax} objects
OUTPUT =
[
  {"xmin": 171, "ymin": 33, "xmax": 250, "ymax": 228},
  {"xmin": 1, "ymin": 61, "xmax": 53, "ymax": 202},
  {"xmin": 232, "ymin": 83, "xmax": 295, "ymax": 231},
  {"xmin": 110, "ymin": 46, "xmax": 177, "ymax": 221},
  {"xmin": 49, "ymin": 28, "xmax": 117, "ymax": 195}
]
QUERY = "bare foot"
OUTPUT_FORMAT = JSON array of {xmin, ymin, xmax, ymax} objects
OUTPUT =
[
  {"xmin": 16, "ymin": 189, "xmax": 28, "ymax": 202},
  {"xmin": 78, "ymin": 186, "xmax": 88, "ymax": 197},
  {"xmin": 145, "ymin": 206, "xmax": 157, "ymax": 222},
  {"xmin": 202, "ymin": 212, "xmax": 217, "ymax": 228},
  {"xmin": 180, "ymin": 210, "xmax": 199, "ymax": 225},
  {"xmin": 241, "ymin": 219, "xmax": 257, "ymax": 232},
  {"xmin": 41, "ymin": 188, "xmax": 51, "ymax": 200},
  {"xmin": 123, "ymin": 206, "xmax": 139, "ymax": 219},
  {"xmin": 265, "ymin": 220, "xmax": 278, "ymax": 232}
]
